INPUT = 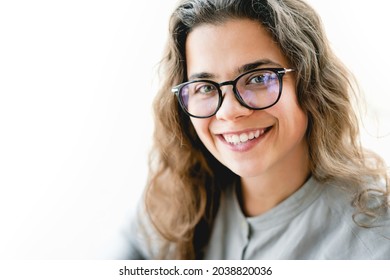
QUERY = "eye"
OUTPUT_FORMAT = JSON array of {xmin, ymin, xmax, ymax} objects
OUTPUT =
[
  {"xmin": 248, "ymin": 73, "xmax": 270, "ymax": 85},
  {"xmin": 194, "ymin": 83, "xmax": 217, "ymax": 94}
]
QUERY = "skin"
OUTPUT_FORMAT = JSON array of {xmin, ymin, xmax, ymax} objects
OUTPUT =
[{"xmin": 186, "ymin": 19, "xmax": 310, "ymax": 216}]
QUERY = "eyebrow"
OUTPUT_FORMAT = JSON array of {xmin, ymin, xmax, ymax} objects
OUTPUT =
[
  {"xmin": 188, "ymin": 59, "xmax": 282, "ymax": 81},
  {"xmin": 188, "ymin": 72, "xmax": 215, "ymax": 80},
  {"xmin": 239, "ymin": 59, "xmax": 281, "ymax": 73}
]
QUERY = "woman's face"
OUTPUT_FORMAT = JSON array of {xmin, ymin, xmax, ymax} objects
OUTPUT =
[{"xmin": 185, "ymin": 19, "xmax": 308, "ymax": 180}]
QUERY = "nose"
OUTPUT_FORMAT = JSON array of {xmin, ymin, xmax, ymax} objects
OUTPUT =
[{"xmin": 215, "ymin": 85, "xmax": 252, "ymax": 121}]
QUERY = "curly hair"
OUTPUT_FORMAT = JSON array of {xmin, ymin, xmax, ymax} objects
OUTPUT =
[{"xmin": 144, "ymin": 0, "xmax": 389, "ymax": 259}]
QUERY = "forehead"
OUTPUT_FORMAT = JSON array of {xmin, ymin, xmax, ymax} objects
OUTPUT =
[{"xmin": 185, "ymin": 19, "xmax": 289, "ymax": 79}]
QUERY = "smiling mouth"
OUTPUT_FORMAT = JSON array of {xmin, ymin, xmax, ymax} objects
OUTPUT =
[{"xmin": 221, "ymin": 127, "xmax": 272, "ymax": 145}]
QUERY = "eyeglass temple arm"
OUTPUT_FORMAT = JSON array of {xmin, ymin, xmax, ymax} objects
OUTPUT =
[{"xmin": 282, "ymin": 68, "xmax": 295, "ymax": 74}]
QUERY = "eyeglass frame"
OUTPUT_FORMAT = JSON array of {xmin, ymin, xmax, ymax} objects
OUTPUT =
[{"xmin": 171, "ymin": 67, "xmax": 295, "ymax": 118}]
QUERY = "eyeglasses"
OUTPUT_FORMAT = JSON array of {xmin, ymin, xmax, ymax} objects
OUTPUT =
[{"xmin": 171, "ymin": 68, "xmax": 295, "ymax": 118}]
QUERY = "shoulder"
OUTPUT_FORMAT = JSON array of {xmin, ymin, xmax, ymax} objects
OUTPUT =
[
  {"xmin": 317, "ymin": 178, "xmax": 390, "ymax": 259},
  {"xmin": 120, "ymin": 198, "xmax": 174, "ymax": 260}
]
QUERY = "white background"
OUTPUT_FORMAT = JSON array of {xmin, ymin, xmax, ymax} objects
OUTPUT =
[{"xmin": 0, "ymin": 0, "xmax": 389, "ymax": 259}]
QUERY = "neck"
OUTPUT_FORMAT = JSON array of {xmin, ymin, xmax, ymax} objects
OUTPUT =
[{"xmin": 239, "ymin": 146, "xmax": 310, "ymax": 217}]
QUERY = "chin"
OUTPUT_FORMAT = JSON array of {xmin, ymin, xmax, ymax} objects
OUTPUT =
[{"xmin": 224, "ymin": 162, "xmax": 267, "ymax": 179}]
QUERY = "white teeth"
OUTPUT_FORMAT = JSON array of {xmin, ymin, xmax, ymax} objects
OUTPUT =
[
  {"xmin": 239, "ymin": 133, "xmax": 248, "ymax": 142},
  {"xmin": 223, "ymin": 128, "xmax": 268, "ymax": 145},
  {"xmin": 232, "ymin": 135, "xmax": 240, "ymax": 144}
]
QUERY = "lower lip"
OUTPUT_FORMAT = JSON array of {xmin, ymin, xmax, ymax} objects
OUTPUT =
[{"xmin": 218, "ymin": 128, "xmax": 271, "ymax": 152}]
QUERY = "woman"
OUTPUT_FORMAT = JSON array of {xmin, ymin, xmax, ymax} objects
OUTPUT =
[{"xmin": 127, "ymin": 0, "xmax": 390, "ymax": 259}]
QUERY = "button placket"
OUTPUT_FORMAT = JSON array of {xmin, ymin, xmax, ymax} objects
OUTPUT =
[{"xmin": 240, "ymin": 219, "xmax": 251, "ymax": 259}]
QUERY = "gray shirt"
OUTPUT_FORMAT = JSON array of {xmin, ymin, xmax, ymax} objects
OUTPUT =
[
  {"xmin": 204, "ymin": 177, "xmax": 390, "ymax": 259},
  {"xmin": 125, "ymin": 177, "xmax": 390, "ymax": 259}
]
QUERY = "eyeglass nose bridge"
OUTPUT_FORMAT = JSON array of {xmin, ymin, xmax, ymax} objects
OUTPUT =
[
  {"xmin": 216, "ymin": 80, "xmax": 250, "ymax": 109},
  {"xmin": 217, "ymin": 80, "xmax": 236, "ymax": 92}
]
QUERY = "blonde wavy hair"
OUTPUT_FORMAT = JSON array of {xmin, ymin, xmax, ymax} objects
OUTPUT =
[{"xmin": 144, "ymin": 0, "xmax": 389, "ymax": 259}]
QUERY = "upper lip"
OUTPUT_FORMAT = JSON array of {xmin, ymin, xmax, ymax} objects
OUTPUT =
[{"xmin": 215, "ymin": 126, "xmax": 272, "ymax": 136}]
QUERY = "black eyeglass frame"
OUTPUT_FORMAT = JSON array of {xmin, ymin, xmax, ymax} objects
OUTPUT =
[{"xmin": 171, "ymin": 67, "xmax": 295, "ymax": 118}]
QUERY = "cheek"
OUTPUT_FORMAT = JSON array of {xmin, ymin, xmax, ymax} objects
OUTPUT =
[
  {"xmin": 190, "ymin": 118, "xmax": 213, "ymax": 145},
  {"xmin": 272, "ymin": 90, "xmax": 308, "ymax": 136}
]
